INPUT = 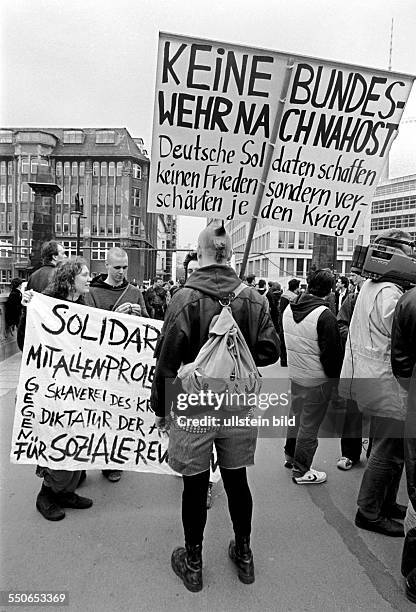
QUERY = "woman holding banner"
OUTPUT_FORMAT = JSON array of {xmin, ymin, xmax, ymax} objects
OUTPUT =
[{"xmin": 18, "ymin": 258, "xmax": 94, "ymax": 521}]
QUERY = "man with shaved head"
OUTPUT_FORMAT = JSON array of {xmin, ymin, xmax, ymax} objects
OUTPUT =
[
  {"xmin": 86, "ymin": 246, "xmax": 149, "ymax": 483},
  {"xmin": 151, "ymin": 222, "xmax": 279, "ymax": 592}
]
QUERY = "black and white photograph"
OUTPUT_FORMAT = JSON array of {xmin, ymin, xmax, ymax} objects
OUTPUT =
[{"xmin": 1, "ymin": 1, "xmax": 416, "ymax": 610}]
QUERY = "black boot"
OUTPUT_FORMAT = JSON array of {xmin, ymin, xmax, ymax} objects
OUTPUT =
[
  {"xmin": 56, "ymin": 491, "xmax": 93, "ymax": 509},
  {"xmin": 171, "ymin": 544, "xmax": 202, "ymax": 592},
  {"xmin": 36, "ymin": 484, "xmax": 65, "ymax": 521},
  {"xmin": 229, "ymin": 536, "xmax": 255, "ymax": 584},
  {"xmin": 402, "ymin": 527, "xmax": 416, "ymax": 577}
]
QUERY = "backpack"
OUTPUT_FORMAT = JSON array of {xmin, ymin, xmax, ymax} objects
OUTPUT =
[{"xmin": 176, "ymin": 284, "xmax": 261, "ymax": 405}]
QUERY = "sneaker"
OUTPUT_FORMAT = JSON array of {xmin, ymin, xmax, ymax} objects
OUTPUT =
[
  {"xmin": 292, "ymin": 468, "xmax": 327, "ymax": 485},
  {"xmin": 57, "ymin": 492, "xmax": 93, "ymax": 509},
  {"xmin": 36, "ymin": 486, "xmax": 65, "ymax": 521},
  {"xmin": 102, "ymin": 470, "xmax": 122, "ymax": 482},
  {"xmin": 355, "ymin": 510, "xmax": 404, "ymax": 537},
  {"xmin": 337, "ymin": 457, "xmax": 355, "ymax": 471}
]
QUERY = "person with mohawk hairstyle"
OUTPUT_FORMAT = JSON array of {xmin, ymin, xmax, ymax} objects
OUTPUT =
[{"xmin": 151, "ymin": 222, "xmax": 279, "ymax": 592}]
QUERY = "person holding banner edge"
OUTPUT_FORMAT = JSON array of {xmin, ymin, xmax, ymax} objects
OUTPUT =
[
  {"xmin": 85, "ymin": 246, "xmax": 149, "ymax": 483},
  {"xmin": 152, "ymin": 223, "xmax": 279, "ymax": 592},
  {"xmin": 18, "ymin": 258, "xmax": 94, "ymax": 521}
]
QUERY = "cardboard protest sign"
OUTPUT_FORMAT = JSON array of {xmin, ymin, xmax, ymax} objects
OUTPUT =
[
  {"xmin": 148, "ymin": 32, "xmax": 414, "ymax": 237},
  {"xmin": 10, "ymin": 293, "xmax": 174, "ymax": 475}
]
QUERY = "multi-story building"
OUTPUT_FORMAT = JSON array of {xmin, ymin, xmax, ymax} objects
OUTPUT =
[
  {"xmin": 370, "ymin": 173, "xmax": 416, "ymax": 243},
  {"xmin": 226, "ymin": 218, "xmax": 368, "ymax": 287},
  {"xmin": 0, "ymin": 127, "xmax": 176, "ymax": 287}
]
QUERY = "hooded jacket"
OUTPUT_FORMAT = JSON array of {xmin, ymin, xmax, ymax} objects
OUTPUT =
[
  {"xmin": 150, "ymin": 264, "xmax": 280, "ymax": 417},
  {"xmin": 283, "ymin": 293, "xmax": 343, "ymax": 385},
  {"xmin": 86, "ymin": 274, "xmax": 149, "ymax": 316}
]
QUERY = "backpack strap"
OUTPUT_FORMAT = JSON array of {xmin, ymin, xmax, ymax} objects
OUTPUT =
[{"xmin": 112, "ymin": 284, "xmax": 135, "ymax": 311}]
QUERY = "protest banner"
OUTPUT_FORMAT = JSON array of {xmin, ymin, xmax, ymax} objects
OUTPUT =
[
  {"xmin": 148, "ymin": 32, "xmax": 414, "ymax": 238},
  {"xmin": 10, "ymin": 293, "xmax": 174, "ymax": 475}
]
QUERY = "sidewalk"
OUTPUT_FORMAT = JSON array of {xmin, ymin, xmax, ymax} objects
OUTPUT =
[{"xmin": 0, "ymin": 351, "xmax": 21, "ymax": 398}]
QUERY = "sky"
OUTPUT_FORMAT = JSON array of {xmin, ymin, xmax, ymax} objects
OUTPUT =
[{"xmin": 1, "ymin": 0, "xmax": 415, "ymax": 247}]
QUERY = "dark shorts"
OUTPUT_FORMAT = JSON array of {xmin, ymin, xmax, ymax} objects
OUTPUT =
[{"xmin": 168, "ymin": 418, "xmax": 258, "ymax": 476}]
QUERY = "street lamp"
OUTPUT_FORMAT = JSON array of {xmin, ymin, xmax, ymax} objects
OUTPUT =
[{"xmin": 71, "ymin": 193, "xmax": 85, "ymax": 256}]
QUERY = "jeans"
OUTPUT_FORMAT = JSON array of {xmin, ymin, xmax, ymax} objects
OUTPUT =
[
  {"xmin": 284, "ymin": 380, "xmax": 333, "ymax": 476},
  {"xmin": 357, "ymin": 416, "xmax": 404, "ymax": 520},
  {"xmin": 341, "ymin": 399, "xmax": 363, "ymax": 463}
]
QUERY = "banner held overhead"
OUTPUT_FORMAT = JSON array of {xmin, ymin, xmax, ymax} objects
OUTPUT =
[{"xmin": 148, "ymin": 33, "xmax": 414, "ymax": 240}]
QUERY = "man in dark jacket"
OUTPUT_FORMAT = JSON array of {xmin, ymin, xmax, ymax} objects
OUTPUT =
[
  {"xmin": 85, "ymin": 246, "xmax": 149, "ymax": 483},
  {"xmin": 283, "ymin": 269, "xmax": 343, "ymax": 484},
  {"xmin": 27, "ymin": 240, "xmax": 67, "ymax": 292},
  {"xmin": 144, "ymin": 277, "xmax": 166, "ymax": 320},
  {"xmin": 151, "ymin": 224, "xmax": 279, "ymax": 592}
]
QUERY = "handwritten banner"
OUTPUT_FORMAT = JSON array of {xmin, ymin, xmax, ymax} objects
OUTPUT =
[
  {"xmin": 10, "ymin": 294, "xmax": 174, "ymax": 475},
  {"xmin": 148, "ymin": 33, "xmax": 414, "ymax": 237}
]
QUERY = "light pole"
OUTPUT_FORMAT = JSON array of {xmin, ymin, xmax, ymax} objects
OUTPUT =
[{"xmin": 71, "ymin": 193, "xmax": 85, "ymax": 256}]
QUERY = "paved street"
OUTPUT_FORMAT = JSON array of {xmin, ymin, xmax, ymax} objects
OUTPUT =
[{"xmin": 0, "ymin": 354, "xmax": 413, "ymax": 612}]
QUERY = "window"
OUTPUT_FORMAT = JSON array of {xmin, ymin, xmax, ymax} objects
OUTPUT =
[
  {"xmin": 21, "ymin": 157, "xmax": 29, "ymax": 174},
  {"xmin": 79, "ymin": 162, "xmax": 85, "ymax": 177},
  {"xmin": 8, "ymin": 162, "xmax": 13, "ymax": 175},
  {"xmin": 278, "ymin": 231, "xmax": 285, "ymax": 249},
  {"xmin": 63, "ymin": 130, "xmax": 84, "ymax": 144},
  {"xmin": 337, "ymin": 238, "xmax": 344, "ymax": 252},
  {"xmin": 133, "ymin": 163, "xmax": 142, "ymax": 179},
  {"xmin": 0, "ymin": 240, "xmax": 12, "ymax": 258},
  {"xmin": 108, "ymin": 162, "xmax": 115, "ymax": 177},
  {"xmin": 31, "ymin": 159, "xmax": 39, "ymax": 174},
  {"xmin": 7, "ymin": 185, "xmax": 12, "ymax": 203},
  {"xmin": 296, "ymin": 258, "xmax": 304, "ymax": 276},
  {"xmin": 116, "ymin": 162, "xmax": 123, "ymax": 176},
  {"xmin": 0, "ymin": 162, "xmax": 6, "ymax": 175},
  {"xmin": 0, "ymin": 269, "xmax": 12, "ymax": 283},
  {"xmin": 286, "ymin": 258, "xmax": 294, "ymax": 275},
  {"xmin": 96, "ymin": 131, "xmax": 115, "ymax": 144},
  {"xmin": 133, "ymin": 188, "xmax": 141, "ymax": 207},
  {"xmin": 93, "ymin": 162, "xmax": 100, "ymax": 176},
  {"xmin": 0, "ymin": 131, "xmax": 13, "ymax": 143},
  {"xmin": 130, "ymin": 216, "xmax": 143, "ymax": 236},
  {"xmin": 0, "ymin": 186, "xmax": 5, "ymax": 203},
  {"xmin": 261, "ymin": 259, "xmax": 268, "ymax": 277},
  {"xmin": 347, "ymin": 239, "xmax": 354, "ymax": 252},
  {"xmin": 64, "ymin": 162, "xmax": 70, "ymax": 176},
  {"xmin": 101, "ymin": 162, "xmax": 107, "ymax": 176},
  {"xmin": 287, "ymin": 231, "xmax": 295, "ymax": 249},
  {"xmin": 62, "ymin": 241, "xmax": 78, "ymax": 257},
  {"xmin": 72, "ymin": 162, "xmax": 78, "ymax": 176},
  {"xmin": 91, "ymin": 240, "xmax": 120, "ymax": 260},
  {"xmin": 21, "ymin": 183, "xmax": 29, "ymax": 202},
  {"xmin": 20, "ymin": 238, "xmax": 32, "ymax": 258},
  {"xmin": 298, "ymin": 232, "xmax": 306, "ymax": 249},
  {"xmin": 56, "ymin": 162, "xmax": 63, "ymax": 177}
]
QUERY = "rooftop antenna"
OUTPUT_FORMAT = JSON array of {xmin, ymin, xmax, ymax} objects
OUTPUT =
[
  {"xmin": 388, "ymin": 17, "xmax": 394, "ymax": 71},
  {"xmin": 382, "ymin": 17, "xmax": 394, "ymax": 180}
]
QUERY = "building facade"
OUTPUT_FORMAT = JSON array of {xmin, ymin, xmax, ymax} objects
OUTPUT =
[
  {"xmin": 370, "ymin": 173, "xmax": 416, "ymax": 243},
  {"xmin": 0, "ymin": 127, "xmax": 176, "ymax": 287}
]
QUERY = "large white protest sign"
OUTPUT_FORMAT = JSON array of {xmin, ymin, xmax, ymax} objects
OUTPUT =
[
  {"xmin": 10, "ymin": 293, "xmax": 174, "ymax": 475},
  {"xmin": 148, "ymin": 33, "xmax": 414, "ymax": 237}
]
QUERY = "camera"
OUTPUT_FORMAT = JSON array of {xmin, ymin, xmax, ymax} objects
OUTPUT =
[{"xmin": 351, "ymin": 237, "xmax": 416, "ymax": 288}]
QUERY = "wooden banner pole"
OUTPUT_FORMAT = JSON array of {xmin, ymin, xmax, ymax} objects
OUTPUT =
[{"xmin": 239, "ymin": 57, "xmax": 294, "ymax": 280}]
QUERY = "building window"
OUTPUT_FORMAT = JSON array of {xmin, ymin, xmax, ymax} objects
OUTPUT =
[
  {"xmin": 296, "ymin": 258, "xmax": 305, "ymax": 276},
  {"xmin": 56, "ymin": 162, "xmax": 63, "ymax": 177},
  {"xmin": 7, "ymin": 184, "xmax": 12, "ymax": 202},
  {"xmin": 62, "ymin": 241, "xmax": 78, "ymax": 257},
  {"xmin": 347, "ymin": 239, "xmax": 354, "ymax": 252},
  {"xmin": 0, "ymin": 162, "xmax": 6, "ymax": 175},
  {"xmin": 7, "ymin": 161, "xmax": 13, "ymax": 175},
  {"xmin": 337, "ymin": 238, "xmax": 344, "ymax": 252},
  {"xmin": 101, "ymin": 162, "xmax": 107, "ymax": 176},
  {"xmin": 64, "ymin": 162, "xmax": 70, "ymax": 176},
  {"xmin": 133, "ymin": 188, "xmax": 141, "ymax": 207},
  {"xmin": 21, "ymin": 183, "xmax": 29, "ymax": 202},
  {"xmin": 71, "ymin": 162, "xmax": 78, "ymax": 176},
  {"xmin": 91, "ymin": 241, "xmax": 120, "ymax": 260},
  {"xmin": 79, "ymin": 162, "xmax": 85, "ymax": 177},
  {"xmin": 93, "ymin": 162, "xmax": 100, "ymax": 176},
  {"xmin": 0, "ymin": 186, "xmax": 5, "ymax": 203},
  {"xmin": 130, "ymin": 216, "xmax": 143, "ymax": 236},
  {"xmin": 278, "ymin": 231, "xmax": 285, "ymax": 249},
  {"xmin": 21, "ymin": 157, "xmax": 29, "ymax": 174},
  {"xmin": 0, "ymin": 269, "xmax": 12, "ymax": 283},
  {"xmin": 31, "ymin": 159, "xmax": 39, "ymax": 174},
  {"xmin": 109, "ymin": 162, "xmax": 115, "ymax": 177},
  {"xmin": 0, "ymin": 240, "xmax": 12, "ymax": 257},
  {"xmin": 63, "ymin": 130, "xmax": 84, "ymax": 144},
  {"xmin": 298, "ymin": 232, "xmax": 306, "ymax": 249},
  {"xmin": 286, "ymin": 258, "xmax": 294, "ymax": 275},
  {"xmin": 116, "ymin": 162, "xmax": 123, "ymax": 176},
  {"xmin": 0, "ymin": 131, "xmax": 13, "ymax": 143},
  {"xmin": 261, "ymin": 259, "xmax": 268, "ymax": 277},
  {"xmin": 96, "ymin": 131, "xmax": 115, "ymax": 144},
  {"xmin": 287, "ymin": 231, "xmax": 295, "ymax": 249},
  {"xmin": 133, "ymin": 163, "xmax": 142, "ymax": 179}
]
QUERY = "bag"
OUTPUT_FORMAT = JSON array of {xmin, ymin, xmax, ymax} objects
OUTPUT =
[{"xmin": 176, "ymin": 284, "xmax": 261, "ymax": 405}]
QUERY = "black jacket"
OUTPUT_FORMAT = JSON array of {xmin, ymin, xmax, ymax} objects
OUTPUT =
[
  {"xmin": 391, "ymin": 286, "xmax": 416, "ymax": 512},
  {"xmin": 150, "ymin": 264, "xmax": 280, "ymax": 417},
  {"xmin": 27, "ymin": 264, "xmax": 56, "ymax": 292}
]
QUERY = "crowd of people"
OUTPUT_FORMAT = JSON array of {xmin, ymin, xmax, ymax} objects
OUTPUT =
[{"xmin": 6, "ymin": 226, "xmax": 416, "ymax": 601}]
